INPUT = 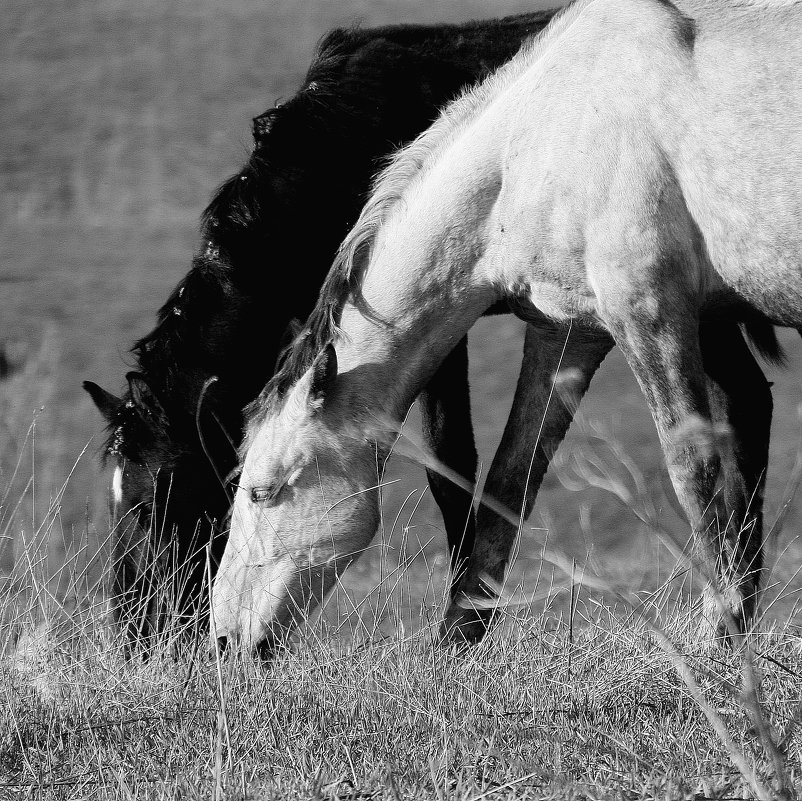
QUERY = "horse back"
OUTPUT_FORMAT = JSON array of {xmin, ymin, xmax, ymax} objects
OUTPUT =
[
  {"xmin": 674, "ymin": 2, "xmax": 802, "ymax": 320},
  {"xmin": 457, "ymin": 0, "xmax": 802, "ymax": 324}
]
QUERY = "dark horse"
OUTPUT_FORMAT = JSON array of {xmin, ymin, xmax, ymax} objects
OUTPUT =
[
  {"xmin": 83, "ymin": 11, "xmax": 560, "ymax": 639},
  {"xmin": 86, "ymin": 9, "xmax": 778, "ymax": 643}
]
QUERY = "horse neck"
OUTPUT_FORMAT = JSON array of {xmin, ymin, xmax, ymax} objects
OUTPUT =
[
  {"xmin": 335, "ymin": 192, "xmax": 498, "ymax": 422},
  {"xmin": 336, "ymin": 283, "xmax": 491, "ymax": 426}
]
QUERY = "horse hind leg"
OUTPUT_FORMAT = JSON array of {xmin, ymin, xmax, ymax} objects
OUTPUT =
[
  {"xmin": 441, "ymin": 323, "xmax": 613, "ymax": 644},
  {"xmin": 596, "ymin": 246, "xmax": 761, "ymax": 640},
  {"xmin": 699, "ymin": 322, "xmax": 771, "ymax": 631}
]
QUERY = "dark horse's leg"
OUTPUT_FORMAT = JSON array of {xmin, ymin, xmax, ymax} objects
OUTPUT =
[
  {"xmin": 442, "ymin": 323, "xmax": 613, "ymax": 642},
  {"xmin": 419, "ymin": 336, "xmax": 478, "ymax": 595}
]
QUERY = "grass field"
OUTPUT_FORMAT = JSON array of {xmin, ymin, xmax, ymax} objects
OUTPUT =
[
  {"xmin": 2, "ymin": 0, "xmax": 802, "ymax": 796},
  {"xmin": 2, "ymin": 595, "xmax": 801, "ymax": 799}
]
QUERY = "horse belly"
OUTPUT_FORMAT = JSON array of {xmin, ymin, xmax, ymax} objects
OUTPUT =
[{"xmin": 489, "ymin": 226, "xmax": 604, "ymax": 329}]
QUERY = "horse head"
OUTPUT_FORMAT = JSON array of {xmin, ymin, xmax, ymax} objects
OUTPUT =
[
  {"xmin": 84, "ymin": 372, "xmax": 173, "ymax": 529},
  {"xmin": 85, "ymin": 371, "xmax": 228, "ymax": 635},
  {"xmin": 212, "ymin": 343, "xmax": 381, "ymax": 656}
]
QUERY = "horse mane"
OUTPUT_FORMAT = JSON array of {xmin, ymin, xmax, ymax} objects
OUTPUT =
[
  {"xmin": 247, "ymin": 2, "xmax": 589, "ymax": 428},
  {"xmin": 121, "ymin": 10, "xmax": 573, "ymax": 448},
  {"xmin": 125, "ymin": 25, "xmax": 412, "ymax": 429}
]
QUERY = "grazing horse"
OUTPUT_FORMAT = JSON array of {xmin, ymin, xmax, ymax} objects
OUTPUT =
[
  {"xmin": 82, "ymin": 11, "xmax": 560, "ymax": 638},
  {"xmin": 213, "ymin": 0, "xmax": 799, "ymax": 654}
]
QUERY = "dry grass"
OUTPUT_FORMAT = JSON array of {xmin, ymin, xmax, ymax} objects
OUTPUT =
[
  {"xmin": 1, "ymin": 411, "xmax": 801, "ymax": 799},
  {"xmin": 0, "ymin": 320, "xmax": 800, "ymax": 799},
  {"xmin": 1, "ymin": 567, "xmax": 801, "ymax": 800}
]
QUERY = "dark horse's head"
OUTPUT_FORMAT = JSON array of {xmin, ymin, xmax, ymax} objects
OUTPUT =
[
  {"xmin": 83, "ymin": 366, "xmax": 233, "ymax": 640},
  {"xmin": 84, "ymin": 371, "xmax": 227, "ymax": 540},
  {"xmin": 84, "ymin": 374, "xmax": 171, "ymax": 531}
]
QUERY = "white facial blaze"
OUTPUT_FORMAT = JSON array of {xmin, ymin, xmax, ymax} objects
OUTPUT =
[{"xmin": 111, "ymin": 465, "xmax": 123, "ymax": 507}]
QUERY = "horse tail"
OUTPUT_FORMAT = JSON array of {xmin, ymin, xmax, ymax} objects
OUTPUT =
[{"xmin": 742, "ymin": 319, "xmax": 786, "ymax": 367}]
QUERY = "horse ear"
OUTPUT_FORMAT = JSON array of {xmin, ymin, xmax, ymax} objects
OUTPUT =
[
  {"xmin": 126, "ymin": 372, "xmax": 167, "ymax": 421},
  {"xmin": 309, "ymin": 343, "xmax": 337, "ymax": 407},
  {"xmin": 83, "ymin": 381, "xmax": 122, "ymax": 423}
]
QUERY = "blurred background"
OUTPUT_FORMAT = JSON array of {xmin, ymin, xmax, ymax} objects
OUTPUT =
[{"xmin": 2, "ymin": 0, "xmax": 801, "ymax": 623}]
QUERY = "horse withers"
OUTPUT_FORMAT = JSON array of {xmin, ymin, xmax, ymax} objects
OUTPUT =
[{"xmin": 214, "ymin": 0, "xmax": 799, "ymax": 654}]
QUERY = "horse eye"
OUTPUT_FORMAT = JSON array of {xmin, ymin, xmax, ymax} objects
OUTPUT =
[{"xmin": 250, "ymin": 484, "xmax": 281, "ymax": 505}]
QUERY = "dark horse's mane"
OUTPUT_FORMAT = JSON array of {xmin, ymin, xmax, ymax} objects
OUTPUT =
[
  {"xmin": 102, "ymin": 26, "xmax": 410, "ymax": 456},
  {"xmin": 127, "ymin": 33, "xmax": 360, "ymax": 412},
  {"xmin": 104, "ymin": 11, "xmax": 557, "ymax": 460},
  {"xmin": 247, "ymin": 211, "xmax": 363, "ymax": 420},
  {"xmin": 248, "ymin": 17, "xmax": 552, "ymax": 424}
]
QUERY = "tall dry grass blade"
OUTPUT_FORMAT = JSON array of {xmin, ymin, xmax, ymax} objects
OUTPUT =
[
  {"xmin": 384, "ymin": 416, "xmax": 786, "ymax": 799},
  {"xmin": 206, "ymin": 540, "xmax": 232, "ymax": 786}
]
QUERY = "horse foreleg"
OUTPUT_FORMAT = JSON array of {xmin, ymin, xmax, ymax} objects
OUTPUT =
[
  {"xmin": 601, "ymin": 279, "xmax": 763, "ymax": 640},
  {"xmin": 440, "ymin": 323, "xmax": 613, "ymax": 643},
  {"xmin": 419, "ymin": 335, "xmax": 479, "ymax": 597}
]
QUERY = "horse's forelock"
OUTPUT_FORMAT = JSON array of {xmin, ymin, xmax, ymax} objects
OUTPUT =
[{"xmin": 100, "ymin": 398, "xmax": 173, "ymax": 465}]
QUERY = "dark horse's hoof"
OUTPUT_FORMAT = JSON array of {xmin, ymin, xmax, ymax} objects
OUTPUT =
[{"xmin": 438, "ymin": 605, "xmax": 493, "ymax": 646}]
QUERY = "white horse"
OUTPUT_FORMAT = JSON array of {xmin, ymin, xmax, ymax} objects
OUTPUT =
[{"xmin": 213, "ymin": 0, "xmax": 802, "ymax": 653}]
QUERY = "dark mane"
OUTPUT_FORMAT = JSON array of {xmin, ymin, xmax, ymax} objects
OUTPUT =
[
  {"xmin": 246, "ymin": 232, "xmax": 363, "ymax": 424},
  {"xmin": 120, "ymin": 25, "xmax": 402, "ymax": 442},
  {"xmin": 104, "ymin": 9, "xmax": 557, "ymax": 461}
]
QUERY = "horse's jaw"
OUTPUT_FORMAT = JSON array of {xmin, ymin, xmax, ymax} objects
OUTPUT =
[{"xmin": 211, "ymin": 552, "xmax": 317, "ymax": 656}]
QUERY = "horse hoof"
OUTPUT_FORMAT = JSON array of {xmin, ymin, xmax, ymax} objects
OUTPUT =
[
  {"xmin": 438, "ymin": 606, "xmax": 492, "ymax": 646},
  {"xmin": 701, "ymin": 582, "xmax": 753, "ymax": 648}
]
